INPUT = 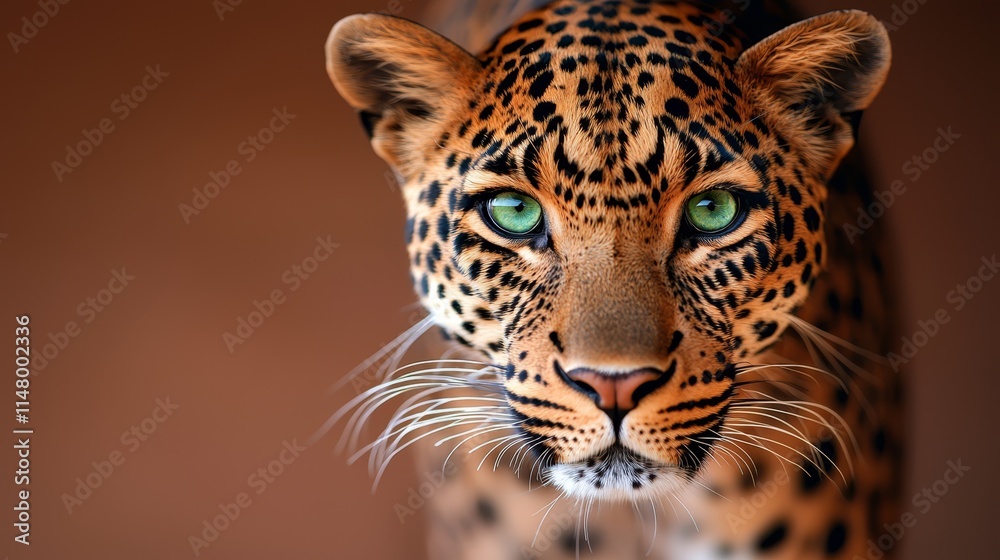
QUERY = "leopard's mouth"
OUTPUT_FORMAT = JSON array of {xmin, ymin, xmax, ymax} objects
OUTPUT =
[{"xmin": 544, "ymin": 443, "xmax": 690, "ymax": 500}]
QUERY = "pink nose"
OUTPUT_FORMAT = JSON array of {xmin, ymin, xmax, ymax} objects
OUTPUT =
[{"xmin": 563, "ymin": 368, "xmax": 666, "ymax": 413}]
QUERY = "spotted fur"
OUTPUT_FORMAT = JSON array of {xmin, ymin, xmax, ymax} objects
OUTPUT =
[{"xmin": 326, "ymin": 1, "xmax": 901, "ymax": 557}]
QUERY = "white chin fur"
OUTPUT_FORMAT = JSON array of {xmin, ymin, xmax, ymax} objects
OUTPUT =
[{"xmin": 544, "ymin": 451, "xmax": 691, "ymax": 501}]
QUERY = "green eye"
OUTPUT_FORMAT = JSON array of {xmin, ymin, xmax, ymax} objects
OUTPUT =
[
  {"xmin": 486, "ymin": 192, "xmax": 543, "ymax": 235},
  {"xmin": 685, "ymin": 190, "xmax": 740, "ymax": 233}
]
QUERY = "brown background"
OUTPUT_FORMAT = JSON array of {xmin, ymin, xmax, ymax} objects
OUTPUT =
[{"xmin": 1, "ymin": 0, "xmax": 997, "ymax": 558}]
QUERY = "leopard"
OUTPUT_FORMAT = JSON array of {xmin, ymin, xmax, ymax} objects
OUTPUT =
[{"xmin": 322, "ymin": 0, "xmax": 904, "ymax": 558}]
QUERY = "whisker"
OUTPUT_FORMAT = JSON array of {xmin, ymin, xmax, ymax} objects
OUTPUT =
[
  {"xmin": 329, "ymin": 314, "xmax": 435, "ymax": 392},
  {"xmin": 646, "ymin": 495, "xmax": 658, "ymax": 556},
  {"xmin": 532, "ymin": 493, "xmax": 564, "ymax": 548}
]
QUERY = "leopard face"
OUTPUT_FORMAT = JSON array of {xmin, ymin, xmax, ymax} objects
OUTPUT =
[{"xmin": 326, "ymin": 0, "xmax": 889, "ymax": 501}]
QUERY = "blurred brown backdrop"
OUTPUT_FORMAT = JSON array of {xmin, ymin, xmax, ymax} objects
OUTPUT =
[{"xmin": 1, "ymin": 0, "xmax": 997, "ymax": 558}]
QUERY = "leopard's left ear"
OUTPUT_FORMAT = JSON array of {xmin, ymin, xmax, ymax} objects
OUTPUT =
[
  {"xmin": 326, "ymin": 14, "xmax": 481, "ymax": 180},
  {"xmin": 736, "ymin": 10, "xmax": 890, "ymax": 175}
]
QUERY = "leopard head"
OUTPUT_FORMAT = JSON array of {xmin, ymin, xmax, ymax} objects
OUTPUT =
[{"xmin": 325, "ymin": 0, "xmax": 889, "ymax": 500}]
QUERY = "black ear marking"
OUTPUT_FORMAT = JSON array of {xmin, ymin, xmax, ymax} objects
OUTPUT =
[
  {"xmin": 359, "ymin": 111, "xmax": 379, "ymax": 139},
  {"xmin": 844, "ymin": 110, "xmax": 864, "ymax": 141}
]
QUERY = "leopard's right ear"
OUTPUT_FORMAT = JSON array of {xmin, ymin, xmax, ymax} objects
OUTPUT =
[{"xmin": 326, "ymin": 14, "xmax": 481, "ymax": 178}]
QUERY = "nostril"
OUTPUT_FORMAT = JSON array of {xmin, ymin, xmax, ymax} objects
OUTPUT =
[
  {"xmin": 572, "ymin": 379, "xmax": 600, "ymax": 404},
  {"xmin": 555, "ymin": 361, "xmax": 601, "ymax": 403}
]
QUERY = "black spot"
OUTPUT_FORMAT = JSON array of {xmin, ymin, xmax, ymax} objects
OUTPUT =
[
  {"xmin": 671, "ymin": 72, "xmax": 699, "ymax": 98},
  {"xmin": 754, "ymin": 241, "xmax": 772, "ymax": 271},
  {"xmin": 782, "ymin": 213, "xmax": 795, "ymax": 241},
  {"xmin": 533, "ymin": 101, "xmax": 557, "ymax": 121},
  {"xmin": 495, "ymin": 68, "xmax": 520, "ymax": 98},
  {"xmin": 818, "ymin": 438, "xmax": 838, "ymax": 475},
  {"xmin": 789, "ymin": 184, "xmax": 803, "ymax": 204},
  {"xmin": 757, "ymin": 521, "xmax": 788, "ymax": 551},
  {"xmin": 517, "ymin": 18, "xmax": 543, "ymax": 31},
  {"xmin": 647, "ymin": 52, "xmax": 667, "ymax": 66},
  {"xmin": 475, "ymin": 497, "xmax": 498, "ymax": 524},
  {"xmin": 668, "ymin": 330, "xmax": 684, "ymax": 352},
  {"xmin": 501, "ymin": 38, "xmax": 526, "ymax": 55},
  {"xmin": 642, "ymin": 25, "xmax": 666, "ymax": 38},
  {"xmin": 795, "ymin": 239, "xmax": 807, "ymax": 263},
  {"xmin": 664, "ymin": 97, "xmax": 689, "ymax": 118},
  {"xmin": 800, "ymin": 460, "xmax": 823, "ymax": 493},
  {"xmin": 549, "ymin": 331, "xmax": 564, "ymax": 353},
  {"xmin": 546, "ymin": 21, "xmax": 567, "ymax": 34},
  {"xmin": 872, "ymin": 427, "xmax": 887, "ymax": 456},
  {"xmin": 825, "ymin": 521, "xmax": 848, "ymax": 554},
  {"xmin": 520, "ymin": 39, "xmax": 545, "ymax": 57},
  {"xmin": 674, "ymin": 30, "xmax": 697, "ymax": 44},
  {"xmin": 528, "ymin": 71, "xmax": 555, "ymax": 99},
  {"xmin": 753, "ymin": 320, "xmax": 777, "ymax": 340},
  {"xmin": 436, "ymin": 214, "xmax": 450, "ymax": 240},
  {"xmin": 665, "ymin": 43, "xmax": 691, "ymax": 57},
  {"xmin": 423, "ymin": 180, "xmax": 442, "ymax": 206},
  {"xmin": 803, "ymin": 206, "xmax": 821, "ymax": 231},
  {"xmin": 800, "ymin": 263, "xmax": 813, "ymax": 284},
  {"xmin": 783, "ymin": 281, "xmax": 796, "ymax": 298},
  {"xmin": 485, "ymin": 260, "xmax": 502, "ymax": 279}
]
